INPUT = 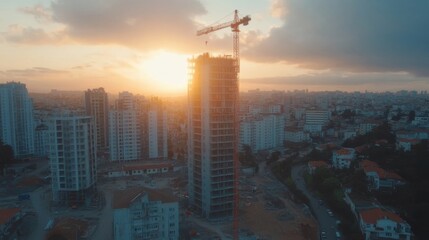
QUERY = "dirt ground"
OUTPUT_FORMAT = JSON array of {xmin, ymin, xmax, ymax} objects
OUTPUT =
[{"xmin": 240, "ymin": 174, "xmax": 318, "ymax": 240}]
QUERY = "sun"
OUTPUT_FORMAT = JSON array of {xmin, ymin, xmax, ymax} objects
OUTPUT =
[{"xmin": 140, "ymin": 51, "xmax": 188, "ymax": 94}]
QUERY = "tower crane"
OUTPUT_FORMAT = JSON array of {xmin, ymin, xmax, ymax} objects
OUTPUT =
[
  {"xmin": 196, "ymin": 10, "xmax": 251, "ymax": 240},
  {"xmin": 196, "ymin": 10, "xmax": 251, "ymax": 73}
]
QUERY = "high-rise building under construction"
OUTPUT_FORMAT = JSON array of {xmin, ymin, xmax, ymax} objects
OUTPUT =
[{"xmin": 187, "ymin": 53, "xmax": 238, "ymax": 218}]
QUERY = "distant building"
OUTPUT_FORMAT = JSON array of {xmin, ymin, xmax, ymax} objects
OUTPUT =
[
  {"xmin": 85, "ymin": 88, "xmax": 109, "ymax": 154},
  {"xmin": 304, "ymin": 110, "xmax": 330, "ymax": 133},
  {"xmin": 285, "ymin": 127, "xmax": 309, "ymax": 143},
  {"xmin": 113, "ymin": 188, "xmax": 179, "ymax": 240},
  {"xmin": 146, "ymin": 98, "xmax": 168, "ymax": 160},
  {"xmin": 240, "ymin": 114, "xmax": 285, "ymax": 152},
  {"xmin": 0, "ymin": 82, "xmax": 35, "ymax": 158},
  {"xmin": 34, "ymin": 123, "xmax": 49, "ymax": 158},
  {"xmin": 109, "ymin": 92, "xmax": 142, "ymax": 161},
  {"xmin": 47, "ymin": 115, "xmax": 97, "ymax": 205},
  {"xmin": 332, "ymin": 148, "xmax": 355, "ymax": 169},
  {"xmin": 188, "ymin": 53, "xmax": 237, "ymax": 218},
  {"xmin": 107, "ymin": 162, "xmax": 173, "ymax": 178},
  {"xmin": 361, "ymin": 160, "xmax": 404, "ymax": 191},
  {"xmin": 359, "ymin": 208, "xmax": 413, "ymax": 240},
  {"xmin": 358, "ymin": 120, "xmax": 382, "ymax": 135}
]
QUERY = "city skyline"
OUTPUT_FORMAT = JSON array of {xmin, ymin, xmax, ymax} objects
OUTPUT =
[{"xmin": 1, "ymin": 0, "xmax": 429, "ymax": 95}]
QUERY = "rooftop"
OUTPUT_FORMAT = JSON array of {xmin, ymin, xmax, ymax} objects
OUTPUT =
[
  {"xmin": 112, "ymin": 187, "xmax": 177, "ymax": 209},
  {"xmin": 0, "ymin": 208, "xmax": 20, "ymax": 225},
  {"xmin": 360, "ymin": 208, "xmax": 405, "ymax": 225}
]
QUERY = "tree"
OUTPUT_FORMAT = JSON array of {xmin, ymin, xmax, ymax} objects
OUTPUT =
[
  {"xmin": 408, "ymin": 110, "xmax": 416, "ymax": 122},
  {"xmin": 0, "ymin": 140, "xmax": 14, "ymax": 175}
]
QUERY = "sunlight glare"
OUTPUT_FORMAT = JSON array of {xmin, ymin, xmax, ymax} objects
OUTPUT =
[{"xmin": 140, "ymin": 51, "xmax": 188, "ymax": 94}]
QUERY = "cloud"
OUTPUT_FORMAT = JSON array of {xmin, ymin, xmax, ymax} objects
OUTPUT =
[
  {"xmin": 246, "ymin": 0, "xmax": 429, "ymax": 76},
  {"xmin": 241, "ymin": 71, "xmax": 429, "ymax": 92},
  {"xmin": 2, "ymin": 24, "xmax": 68, "ymax": 44},
  {"xmin": 19, "ymin": 4, "xmax": 51, "ymax": 22},
  {"xmin": 49, "ymin": 0, "xmax": 207, "ymax": 52},
  {"xmin": 270, "ymin": 0, "xmax": 286, "ymax": 18}
]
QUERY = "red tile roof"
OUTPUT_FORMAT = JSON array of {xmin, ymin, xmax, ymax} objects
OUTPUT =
[
  {"xmin": 397, "ymin": 138, "xmax": 420, "ymax": 144},
  {"xmin": 361, "ymin": 160, "xmax": 379, "ymax": 168},
  {"xmin": 335, "ymin": 148, "xmax": 354, "ymax": 155},
  {"xmin": 0, "ymin": 208, "xmax": 20, "ymax": 225},
  {"xmin": 360, "ymin": 208, "xmax": 404, "ymax": 224}
]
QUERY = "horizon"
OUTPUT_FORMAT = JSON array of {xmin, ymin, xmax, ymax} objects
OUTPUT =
[{"xmin": 1, "ymin": 0, "xmax": 429, "ymax": 95}]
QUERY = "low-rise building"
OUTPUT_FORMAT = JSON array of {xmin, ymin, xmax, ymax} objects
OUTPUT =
[
  {"xmin": 107, "ymin": 162, "xmax": 173, "ymax": 178},
  {"xmin": 361, "ymin": 160, "xmax": 404, "ymax": 191},
  {"xmin": 113, "ymin": 188, "xmax": 179, "ymax": 240},
  {"xmin": 359, "ymin": 208, "xmax": 413, "ymax": 240},
  {"xmin": 332, "ymin": 148, "xmax": 355, "ymax": 169}
]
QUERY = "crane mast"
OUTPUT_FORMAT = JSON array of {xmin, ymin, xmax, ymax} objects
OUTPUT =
[{"xmin": 196, "ymin": 10, "xmax": 250, "ymax": 73}]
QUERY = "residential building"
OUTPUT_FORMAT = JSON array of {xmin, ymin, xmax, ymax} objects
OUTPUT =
[
  {"xmin": 304, "ymin": 110, "xmax": 330, "ymax": 133},
  {"xmin": 85, "ymin": 88, "xmax": 109, "ymax": 154},
  {"xmin": 359, "ymin": 208, "xmax": 413, "ymax": 240},
  {"xmin": 34, "ymin": 123, "xmax": 49, "ymax": 158},
  {"xmin": 332, "ymin": 148, "xmax": 355, "ymax": 169},
  {"xmin": 361, "ymin": 160, "xmax": 404, "ymax": 191},
  {"xmin": 188, "ymin": 53, "xmax": 237, "ymax": 218},
  {"xmin": 0, "ymin": 82, "xmax": 35, "ymax": 158},
  {"xmin": 285, "ymin": 127, "xmax": 309, "ymax": 143},
  {"xmin": 109, "ymin": 92, "xmax": 142, "ymax": 161},
  {"xmin": 107, "ymin": 162, "xmax": 173, "ymax": 178},
  {"xmin": 358, "ymin": 120, "xmax": 382, "ymax": 135},
  {"xmin": 240, "ymin": 114, "xmax": 285, "ymax": 152},
  {"xmin": 146, "ymin": 98, "xmax": 168, "ymax": 160},
  {"xmin": 113, "ymin": 188, "xmax": 179, "ymax": 240},
  {"xmin": 47, "ymin": 115, "xmax": 97, "ymax": 205}
]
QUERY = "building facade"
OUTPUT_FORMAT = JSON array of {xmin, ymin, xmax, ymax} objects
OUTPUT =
[
  {"xmin": 109, "ymin": 92, "xmax": 142, "ymax": 161},
  {"xmin": 85, "ymin": 88, "xmax": 109, "ymax": 154},
  {"xmin": 113, "ymin": 188, "xmax": 179, "ymax": 240},
  {"xmin": 188, "ymin": 54, "xmax": 237, "ymax": 218},
  {"xmin": 47, "ymin": 115, "xmax": 97, "ymax": 205},
  {"xmin": 0, "ymin": 82, "xmax": 35, "ymax": 158},
  {"xmin": 239, "ymin": 114, "xmax": 285, "ymax": 152},
  {"xmin": 146, "ymin": 98, "xmax": 168, "ymax": 160}
]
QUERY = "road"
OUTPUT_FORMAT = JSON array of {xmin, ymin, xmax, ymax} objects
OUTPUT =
[
  {"xmin": 92, "ymin": 186, "xmax": 113, "ymax": 240},
  {"xmin": 291, "ymin": 164, "xmax": 340, "ymax": 240},
  {"xmin": 26, "ymin": 185, "xmax": 50, "ymax": 240}
]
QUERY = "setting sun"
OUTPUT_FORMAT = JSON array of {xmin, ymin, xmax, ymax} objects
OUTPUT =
[{"xmin": 140, "ymin": 51, "xmax": 189, "ymax": 94}]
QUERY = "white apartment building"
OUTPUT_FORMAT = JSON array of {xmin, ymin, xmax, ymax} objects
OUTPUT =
[
  {"xmin": 0, "ymin": 82, "xmax": 35, "ymax": 158},
  {"xmin": 47, "ymin": 115, "xmax": 97, "ymax": 204},
  {"xmin": 304, "ymin": 110, "xmax": 330, "ymax": 133},
  {"xmin": 332, "ymin": 148, "xmax": 356, "ymax": 169},
  {"xmin": 147, "ymin": 98, "xmax": 168, "ymax": 160},
  {"xmin": 113, "ymin": 188, "xmax": 179, "ymax": 240},
  {"xmin": 240, "ymin": 114, "xmax": 285, "ymax": 152},
  {"xmin": 284, "ymin": 127, "xmax": 309, "ymax": 143},
  {"xmin": 109, "ymin": 92, "xmax": 142, "ymax": 161},
  {"xmin": 359, "ymin": 208, "xmax": 413, "ymax": 240}
]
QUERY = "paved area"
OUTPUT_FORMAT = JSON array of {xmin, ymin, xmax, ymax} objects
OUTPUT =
[{"xmin": 291, "ymin": 164, "xmax": 341, "ymax": 240}]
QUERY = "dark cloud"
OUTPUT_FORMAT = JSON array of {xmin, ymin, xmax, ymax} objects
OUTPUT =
[
  {"xmin": 246, "ymin": 0, "xmax": 429, "ymax": 76},
  {"xmin": 50, "ymin": 0, "xmax": 207, "ymax": 52}
]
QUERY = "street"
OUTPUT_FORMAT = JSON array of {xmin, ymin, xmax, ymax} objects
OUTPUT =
[{"xmin": 291, "ymin": 164, "xmax": 340, "ymax": 240}]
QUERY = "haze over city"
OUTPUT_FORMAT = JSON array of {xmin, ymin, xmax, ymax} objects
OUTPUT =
[
  {"xmin": 1, "ymin": 1, "xmax": 429, "ymax": 240},
  {"xmin": 1, "ymin": 0, "xmax": 429, "ymax": 95}
]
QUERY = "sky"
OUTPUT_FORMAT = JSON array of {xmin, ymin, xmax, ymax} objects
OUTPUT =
[{"xmin": 1, "ymin": 0, "xmax": 429, "ymax": 96}]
